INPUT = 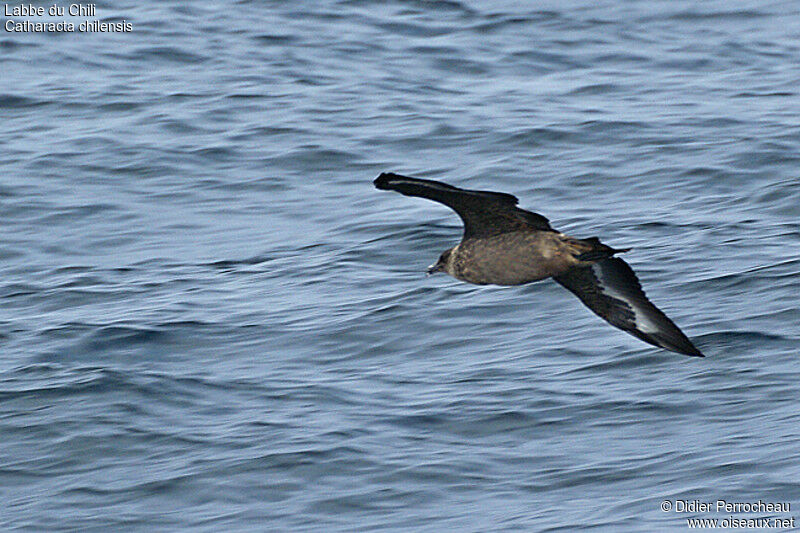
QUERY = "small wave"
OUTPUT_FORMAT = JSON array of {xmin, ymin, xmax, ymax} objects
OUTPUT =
[
  {"xmin": 252, "ymin": 33, "xmax": 298, "ymax": 45},
  {"xmin": 734, "ymin": 91, "xmax": 795, "ymax": 98},
  {"xmin": 501, "ymin": 126, "xmax": 581, "ymax": 147},
  {"xmin": 569, "ymin": 83, "xmax": 622, "ymax": 96},
  {"xmin": 471, "ymin": 11, "xmax": 560, "ymax": 33},
  {"xmin": 188, "ymin": 146, "xmax": 239, "ymax": 162},
  {"xmin": 698, "ymin": 330, "xmax": 790, "ymax": 343},
  {"xmin": 0, "ymin": 366, "xmax": 139, "ymax": 401},
  {"xmin": 132, "ymin": 46, "xmax": 208, "ymax": 64},
  {"xmin": 0, "ymin": 283, "xmax": 41, "ymax": 299},
  {"xmin": 375, "ymin": 22, "xmax": 456, "ymax": 38},
  {"xmin": 0, "ymin": 39, "xmax": 36, "ymax": 50},
  {"xmin": 652, "ymin": 9, "xmax": 767, "ymax": 22},
  {"xmin": 203, "ymin": 254, "xmax": 274, "ymax": 271},
  {"xmin": 0, "ymin": 94, "xmax": 47, "ymax": 109}
]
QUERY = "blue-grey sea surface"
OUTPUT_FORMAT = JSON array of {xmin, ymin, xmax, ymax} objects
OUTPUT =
[{"xmin": 2, "ymin": 1, "xmax": 799, "ymax": 531}]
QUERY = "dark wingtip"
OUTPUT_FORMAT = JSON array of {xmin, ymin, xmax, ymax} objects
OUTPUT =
[
  {"xmin": 374, "ymin": 172, "xmax": 402, "ymax": 190},
  {"xmin": 659, "ymin": 335, "xmax": 704, "ymax": 357},
  {"xmin": 679, "ymin": 347, "xmax": 704, "ymax": 357},
  {"xmin": 684, "ymin": 345, "xmax": 705, "ymax": 358}
]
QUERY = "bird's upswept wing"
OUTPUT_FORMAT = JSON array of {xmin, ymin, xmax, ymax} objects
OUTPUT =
[
  {"xmin": 374, "ymin": 172, "xmax": 552, "ymax": 238},
  {"xmin": 554, "ymin": 257, "xmax": 703, "ymax": 357}
]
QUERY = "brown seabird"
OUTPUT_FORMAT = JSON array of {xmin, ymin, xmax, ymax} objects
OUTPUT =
[{"xmin": 374, "ymin": 172, "xmax": 704, "ymax": 357}]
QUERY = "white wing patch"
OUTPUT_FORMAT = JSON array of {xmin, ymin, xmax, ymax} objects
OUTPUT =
[
  {"xmin": 592, "ymin": 263, "xmax": 658, "ymax": 334},
  {"xmin": 554, "ymin": 258, "xmax": 702, "ymax": 356}
]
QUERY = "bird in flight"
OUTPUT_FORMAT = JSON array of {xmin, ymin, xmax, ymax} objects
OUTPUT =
[{"xmin": 374, "ymin": 172, "xmax": 704, "ymax": 357}]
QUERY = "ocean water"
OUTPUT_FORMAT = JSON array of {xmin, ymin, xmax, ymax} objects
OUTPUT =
[{"xmin": 2, "ymin": 0, "xmax": 799, "ymax": 530}]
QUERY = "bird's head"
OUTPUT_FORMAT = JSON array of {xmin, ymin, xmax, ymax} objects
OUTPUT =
[{"xmin": 427, "ymin": 248, "xmax": 453, "ymax": 276}]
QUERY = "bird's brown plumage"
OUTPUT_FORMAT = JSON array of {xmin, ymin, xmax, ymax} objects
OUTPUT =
[{"xmin": 374, "ymin": 172, "xmax": 704, "ymax": 357}]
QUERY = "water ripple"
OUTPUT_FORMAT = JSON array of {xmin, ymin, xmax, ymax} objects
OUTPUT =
[{"xmin": 2, "ymin": 0, "xmax": 800, "ymax": 530}]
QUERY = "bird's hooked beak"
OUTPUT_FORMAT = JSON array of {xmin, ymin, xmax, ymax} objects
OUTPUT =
[
  {"xmin": 426, "ymin": 261, "xmax": 443, "ymax": 276},
  {"xmin": 427, "ymin": 250, "xmax": 450, "ymax": 276}
]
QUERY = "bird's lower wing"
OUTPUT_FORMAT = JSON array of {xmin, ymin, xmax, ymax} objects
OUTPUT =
[{"xmin": 554, "ymin": 258, "xmax": 703, "ymax": 357}]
